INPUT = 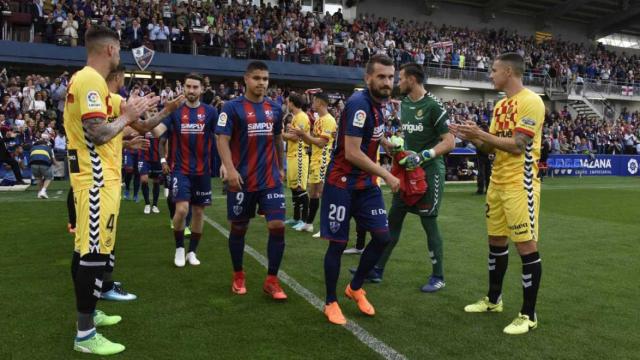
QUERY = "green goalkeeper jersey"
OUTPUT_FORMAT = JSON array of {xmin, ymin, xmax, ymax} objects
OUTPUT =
[{"xmin": 400, "ymin": 93, "xmax": 450, "ymax": 169}]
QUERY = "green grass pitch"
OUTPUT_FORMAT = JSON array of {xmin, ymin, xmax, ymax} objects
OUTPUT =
[{"xmin": 1, "ymin": 176, "xmax": 638, "ymax": 359}]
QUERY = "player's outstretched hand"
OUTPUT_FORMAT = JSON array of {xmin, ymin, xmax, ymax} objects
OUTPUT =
[
  {"xmin": 127, "ymin": 136, "xmax": 150, "ymax": 150},
  {"xmin": 448, "ymin": 123, "xmax": 459, "ymax": 137},
  {"xmin": 123, "ymin": 94, "xmax": 160, "ymax": 124},
  {"xmin": 164, "ymin": 94, "xmax": 185, "ymax": 113},
  {"xmin": 226, "ymin": 167, "xmax": 244, "ymax": 192},
  {"xmin": 384, "ymin": 173, "xmax": 401, "ymax": 193},
  {"xmin": 456, "ymin": 120, "xmax": 481, "ymax": 141}
]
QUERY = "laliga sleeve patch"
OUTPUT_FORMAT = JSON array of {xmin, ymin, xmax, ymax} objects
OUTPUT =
[
  {"xmin": 521, "ymin": 117, "xmax": 536, "ymax": 126},
  {"xmin": 217, "ymin": 112, "xmax": 228, "ymax": 127},
  {"xmin": 86, "ymin": 91, "xmax": 102, "ymax": 110},
  {"xmin": 353, "ymin": 109, "xmax": 366, "ymax": 128}
]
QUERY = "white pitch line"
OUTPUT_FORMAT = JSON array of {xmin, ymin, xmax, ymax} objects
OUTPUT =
[{"xmin": 203, "ymin": 215, "xmax": 407, "ymax": 360}]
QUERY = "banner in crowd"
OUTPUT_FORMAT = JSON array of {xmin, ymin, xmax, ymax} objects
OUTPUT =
[{"xmin": 547, "ymin": 154, "xmax": 640, "ymax": 176}]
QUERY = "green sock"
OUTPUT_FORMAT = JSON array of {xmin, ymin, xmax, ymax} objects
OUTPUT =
[
  {"xmin": 376, "ymin": 207, "xmax": 406, "ymax": 268},
  {"xmin": 420, "ymin": 216, "xmax": 444, "ymax": 278}
]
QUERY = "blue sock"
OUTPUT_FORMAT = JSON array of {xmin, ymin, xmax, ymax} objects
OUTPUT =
[
  {"xmin": 174, "ymin": 230, "xmax": 184, "ymax": 249},
  {"xmin": 152, "ymin": 182, "xmax": 160, "ymax": 206},
  {"xmin": 142, "ymin": 183, "xmax": 150, "ymax": 205},
  {"xmin": 229, "ymin": 222, "xmax": 248, "ymax": 272},
  {"xmin": 267, "ymin": 227, "xmax": 285, "ymax": 276},
  {"xmin": 324, "ymin": 241, "xmax": 347, "ymax": 304},
  {"xmin": 351, "ymin": 231, "xmax": 391, "ymax": 290}
]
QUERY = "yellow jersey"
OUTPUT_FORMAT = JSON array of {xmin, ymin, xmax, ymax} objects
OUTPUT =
[
  {"xmin": 310, "ymin": 112, "xmax": 337, "ymax": 165},
  {"xmin": 286, "ymin": 111, "xmax": 310, "ymax": 158},
  {"xmin": 109, "ymin": 93, "xmax": 124, "ymax": 179},
  {"xmin": 64, "ymin": 66, "xmax": 121, "ymax": 191},
  {"xmin": 489, "ymin": 88, "xmax": 545, "ymax": 187}
]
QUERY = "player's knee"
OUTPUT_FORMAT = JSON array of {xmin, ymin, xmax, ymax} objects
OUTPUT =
[
  {"xmin": 267, "ymin": 220, "xmax": 285, "ymax": 231},
  {"xmin": 371, "ymin": 230, "xmax": 392, "ymax": 247},
  {"xmin": 174, "ymin": 203, "xmax": 189, "ymax": 218},
  {"xmin": 268, "ymin": 223, "xmax": 285, "ymax": 238},
  {"xmin": 488, "ymin": 236, "xmax": 508, "ymax": 247},
  {"xmin": 230, "ymin": 221, "xmax": 249, "ymax": 237},
  {"xmin": 515, "ymin": 240, "xmax": 537, "ymax": 255},
  {"xmin": 327, "ymin": 240, "xmax": 347, "ymax": 254}
]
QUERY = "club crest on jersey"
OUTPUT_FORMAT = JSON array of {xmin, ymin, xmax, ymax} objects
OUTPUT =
[
  {"xmin": 415, "ymin": 109, "xmax": 424, "ymax": 120},
  {"xmin": 265, "ymin": 110, "xmax": 274, "ymax": 120},
  {"xmin": 233, "ymin": 205, "xmax": 243, "ymax": 216},
  {"xmin": 329, "ymin": 221, "xmax": 341, "ymax": 233},
  {"xmin": 353, "ymin": 110, "xmax": 366, "ymax": 128},
  {"xmin": 181, "ymin": 123, "xmax": 205, "ymax": 134},
  {"xmin": 217, "ymin": 112, "xmax": 228, "ymax": 127},
  {"xmin": 86, "ymin": 91, "xmax": 102, "ymax": 109},
  {"xmin": 197, "ymin": 113, "xmax": 206, "ymax": 121}
]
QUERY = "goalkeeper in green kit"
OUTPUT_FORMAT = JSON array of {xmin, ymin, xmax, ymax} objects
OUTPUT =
[{"xmin": 357, "ymin": 63, "xmax": 455, "ymax": 292}]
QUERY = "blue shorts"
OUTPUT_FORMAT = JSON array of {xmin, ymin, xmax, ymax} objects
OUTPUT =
[
  {"xmin": 226, "ymin": 186, "xmax": 286, "ymax": 222},
  {"xmin": 123, "ymin": 151, "xmax": 139, "ymax": 171},
  {"xmin": 320, "ymin": 184, "xmax": 388, "ymax": 242},
  {"xmin": 138, "ymin": 160, "xmax": 162, "ymax": 177},
  {"xmin": 170, "ymin": 172, "xmax": 212, "ymax": 206}
]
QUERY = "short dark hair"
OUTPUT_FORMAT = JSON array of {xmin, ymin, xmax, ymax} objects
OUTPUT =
[
  {"xmin": 85, "ymin": 25, "xmax": 120, "ymax": 52},
  {"xmin": 184, "ymin": 72, "xmax": 203, "ymax": 85},
  {"xmin": 106, "ymin": 64, "xmax": 126, "ymax": 82},
  {"xmin": 366, "ymin": 54, "xmax": 394, "ymax": 74},
  {"xmin": 246, "ymin": 61, "xmax": 269, "ymax": 73},
  {"xmin": 400, "ymin": 63, "xmax": 425, "ymax": 84},
  {"xmin": 288, "ymin": 93, "xmax": 304, "ymax": 109},
  {"xmin": 314, "ymin": 92, "xmax": 330, "ymax": 104},
  {"xmin": 496, "ymin": 53, "xmax": 525, "ymax": 76}
]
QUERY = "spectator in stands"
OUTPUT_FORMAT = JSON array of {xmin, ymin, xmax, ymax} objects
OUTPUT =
[
  {"xmin": 153, "ymin": 19, "xmax": 170, "ymax": 52},
  {"xmin": 61, "ymin": 12, "xmax": 79, "ymax": 46},
  {"xmin": 126, "ymin": 18, "xmax": 144, "ymax": 49}
]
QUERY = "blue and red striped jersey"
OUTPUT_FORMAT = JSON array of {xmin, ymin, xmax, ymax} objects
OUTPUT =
[
  {"xmin": 162, "ymin": 103, "xmax": 218, "ymax": 176},
  {"xmin": 215, "ymin": 96, "xmax": 283, "ymax": 192},
  {"xmin": 326, "ymin": 89, "xmax": 385, "ymax": 190},
  {"xmin": 139, "ymin": 132, "xmax": 161, "ymax": 162}
]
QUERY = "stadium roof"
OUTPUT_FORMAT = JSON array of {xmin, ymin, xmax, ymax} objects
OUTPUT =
[{"xmin": 439, "ymin": 0, "xmax": 640, "ymax": 37}]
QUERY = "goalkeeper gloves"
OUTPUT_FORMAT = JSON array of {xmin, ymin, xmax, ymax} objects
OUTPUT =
[
  {"xmin": 399, "ymin": 149, "xmax": 436, "ymax": 170},
  {"xmin": 390, "ymin": 144, "xmax": 403, "ymax": 155}
]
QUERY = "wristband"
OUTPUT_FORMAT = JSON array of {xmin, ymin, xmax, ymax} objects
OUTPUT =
[{"xmin": 160, "ymin": 158, "xmax": 167, "ymax": 164}]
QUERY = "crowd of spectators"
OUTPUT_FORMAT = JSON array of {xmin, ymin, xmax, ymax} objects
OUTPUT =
[
  {"xmin": 2, "ymin": 0, "xmax": 634, "ymax": 89},
  {"xmin": 1, "ymin": 62, "xmax": 638, "ymax": 185},
  {"xmin": 544, "ymin": 107, "xmax": 640, "ymax": 155}
]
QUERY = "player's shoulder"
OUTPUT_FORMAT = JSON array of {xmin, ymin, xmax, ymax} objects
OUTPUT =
[
  {"xmin": 518, "ymin": 88, "xmax": 544, "ymax": 107},
  {"xmin": 75, "ymin": 66, "xmax": 105, "ymax": 84},
  {"xmin": 424, "ymin": 92, "xmax": 445, "ymax": 109},
  {"xmin": 346, "ymin": 90, "xmax": 370, "ymax": 107},
  {"xmin": 110, "ymin": 93, "xmax": 123, "ymax": 102},
  {"xmin": 322, "ymin": 113, "xmax": 337, "ymax": 123},
  {"xmin": 264, "ymin": 97, "xmax": 281, "ymax": 109},
  {"xmin": 221, "ymin": 96, "xmax": 245, "ymax": 112},
  {"xmin": 201, "ymin": 103, "xmax": 218, "ymax": 115}
]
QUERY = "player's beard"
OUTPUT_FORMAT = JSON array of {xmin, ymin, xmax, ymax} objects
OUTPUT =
[
  {"xmin": 186, "ymin": 93, "xmax": 199, "ymax": 103},
  {"xmin": 370, "ymin": 85, "xmax": 392, "ymax": 101},
  {"xmin": 110, "ymin": 57, "xmax": 120, "ymax": 72}
]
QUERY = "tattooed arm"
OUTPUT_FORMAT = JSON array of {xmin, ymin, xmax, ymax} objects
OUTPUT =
[{"xmin": 82, "ymin": 116, "xmax": 129, "ymax": 146}]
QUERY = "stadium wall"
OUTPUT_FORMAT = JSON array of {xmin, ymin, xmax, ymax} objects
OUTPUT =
[
  {"xmin": 356, "ymin": 0, "xmax": 592, "ymax": 44},
  {"xmin": 0, "ymin": 40, "xmax": 366, "ymax": 86}
]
